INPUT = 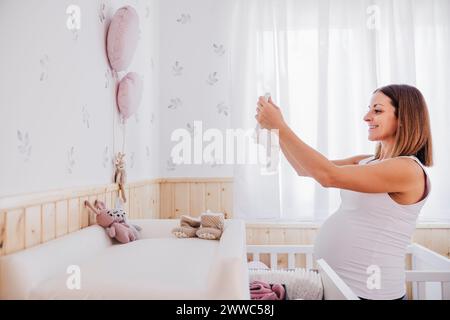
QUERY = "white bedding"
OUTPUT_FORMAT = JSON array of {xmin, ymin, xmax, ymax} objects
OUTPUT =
[
  {"xmin": 31, "ymin": 238, "xmax": 219, "ymax": 299},
  {"xmin": 0, "ymin": 219, "xmax": 249, "ymax": 300}
]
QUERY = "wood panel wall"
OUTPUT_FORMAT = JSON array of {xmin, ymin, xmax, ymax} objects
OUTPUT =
[
  {"xmin": 159, "ymin": 178, "xmax": 233, "ymax": 219},
  {"xmin": 0, "ymin": 178, "xmax": 232, "ymax": 256},
  {"xmin": 0, "ymin": 180, "xmax": 160, "ymax": 256}
]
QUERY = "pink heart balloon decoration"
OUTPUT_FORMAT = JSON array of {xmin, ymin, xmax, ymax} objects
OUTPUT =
[{"xmin": 117, "ymin": 72, "xmax": 143, "ymax": 120}]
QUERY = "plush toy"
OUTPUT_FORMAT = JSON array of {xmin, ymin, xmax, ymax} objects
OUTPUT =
[
  {"xmin": 113, "ymin": 197, "xmax": 142, "ymax": 240},
  {"xmin": 84, "ymin": 200, "xmax": 137, "ymax": 244},
  {"xmin": 114, "ymin": 152, "xmax": 127, "ymax": 203}
]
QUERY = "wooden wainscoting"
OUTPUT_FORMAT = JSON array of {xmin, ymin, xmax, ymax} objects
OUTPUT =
[
  {"xmin": 0, "ymin": 177, "xmax": 232, "ymax": 257},
  {"xmin": 159, "ymin": 178, "xmax": 233, "ymax": 219},
  {"xmin": 0, "ymin": 180, "xmax": 160, "ymax": 256}
]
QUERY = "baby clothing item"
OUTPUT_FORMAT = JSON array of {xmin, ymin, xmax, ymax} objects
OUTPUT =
[
  {"xmin": 172, "ymin": 215, "xmax": 201, "ymax": 238},
  {"xmin": 248, "ymin": 261, "xmax": 270, "ymax": 270},
  {"xmin": 196, "ymin": 211, "xmax": 225, "ymax": 240},
  {"xmin": 171, "ymin": 211, "xmax": 226, "ymax": 240},
  {"xmin": 250, "ymin": 280, "xmax": 286, "ymax": 300},
  {"xmin": 248, "ymin": 268, "xmax": 323, "ymax": 300}
]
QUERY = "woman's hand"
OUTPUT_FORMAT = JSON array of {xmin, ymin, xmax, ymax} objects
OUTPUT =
[{"xmin": 255, "ymin": 96, "xmax": 286, "ymax": 130}]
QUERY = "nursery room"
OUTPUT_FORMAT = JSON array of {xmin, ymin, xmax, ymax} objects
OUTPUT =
[{"xmin": 0, "ymin": 0, "xmax": 449, "ymax": 302}]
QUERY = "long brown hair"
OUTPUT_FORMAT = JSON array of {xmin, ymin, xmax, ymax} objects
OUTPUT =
[{"xmin": 373, "ymin": 84, "xmax": 433, "ymax": 167}]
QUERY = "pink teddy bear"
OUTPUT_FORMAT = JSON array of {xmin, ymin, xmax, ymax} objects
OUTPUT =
[{"xmin": 84, "ymin": 200, "xmax": 136, "ymax": 244}]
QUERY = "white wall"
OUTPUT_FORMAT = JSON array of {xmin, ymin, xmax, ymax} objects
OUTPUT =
[
  {"xmin": 0, "ymin": 0, "xmax": 160, "ymax": 197},
  {"xmin": 0, "ymin": 0, "xmax": 234, "ymax": 198},
  {"xmin": 158, "ymin": 0, "xmax": 233, "ymax": 177}
]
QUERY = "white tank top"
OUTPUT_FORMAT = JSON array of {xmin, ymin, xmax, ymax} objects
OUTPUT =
[{"xmin": 314, "ymin": 155, "xmax": 431, "ymax": 299}]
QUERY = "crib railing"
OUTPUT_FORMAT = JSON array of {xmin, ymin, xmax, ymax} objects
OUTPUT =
[
  {"xmin": 406, "ymin": 243, "xmax": 450, "ymax": 300},
  {"xmin": 247, "ymin": 243, "xmax": 450, "ymax": 300},
  {"xmin": 247, "ymin": 244, "xmax": 359, "ymax": 300},
  {"xmin": 247, "ymin": 244, "xmax": 315, "ymax": 270}
]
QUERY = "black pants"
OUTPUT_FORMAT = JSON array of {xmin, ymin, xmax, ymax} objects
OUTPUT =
[{"xmin": 359, "ymin": 295, "xmax": 406, "ymax": 300}]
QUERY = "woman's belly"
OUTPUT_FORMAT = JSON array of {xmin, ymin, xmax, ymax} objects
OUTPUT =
[
  {"xmin": 313, "ymin": 209, "xmax": 407, "ymax": 299},
  {"xmin": 314, "ymin": 210, "xmax": 364, "ymax": 267}
]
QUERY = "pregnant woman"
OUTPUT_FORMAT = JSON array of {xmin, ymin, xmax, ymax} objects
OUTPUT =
[{"xmin": 255, "ymin": 84, "xmax": 433, "ymax": 300}]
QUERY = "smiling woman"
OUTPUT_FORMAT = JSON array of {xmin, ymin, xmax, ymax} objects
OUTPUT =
[
  {"xmin": 368, "ymin": 85, "xmax": 433, "ymax": 166},
  {"xmin": 255, "ymin": 84, "xmax": 434, "ymax": 300}
]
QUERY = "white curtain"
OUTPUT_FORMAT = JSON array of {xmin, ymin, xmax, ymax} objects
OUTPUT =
[{"xmin": 230, "ymin": 0, "xmax": 450, "ymax": 222}]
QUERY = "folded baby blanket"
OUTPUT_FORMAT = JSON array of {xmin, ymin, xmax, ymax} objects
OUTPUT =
[{"xmin": 250, "ymin": 280, "xmax": 286, "ymax": 300}]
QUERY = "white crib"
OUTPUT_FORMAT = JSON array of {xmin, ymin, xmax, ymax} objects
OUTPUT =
[{"xmin": 247, "ymin": 243, "xmax": 450, "ymax": 300}]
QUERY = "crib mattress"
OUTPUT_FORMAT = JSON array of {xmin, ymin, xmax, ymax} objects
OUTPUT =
[{"xmin": 30, "ymin": 238, "xmax": 220, "ymax": 299}]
